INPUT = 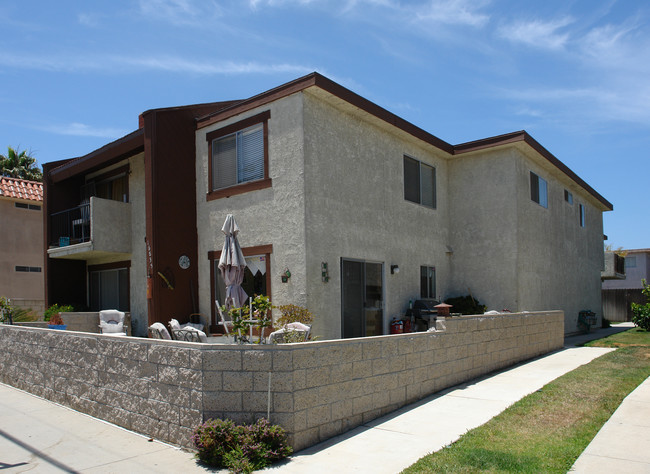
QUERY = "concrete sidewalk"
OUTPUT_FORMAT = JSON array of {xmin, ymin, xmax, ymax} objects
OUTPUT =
[{"xmin": 0, "ymin": 323, "xmax": 641, "ymax": 473}]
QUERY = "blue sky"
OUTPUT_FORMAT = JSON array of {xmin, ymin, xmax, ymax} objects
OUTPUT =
[{"xmin": 1, "ymin": 0, "xmax": 648, "ymax": 249}]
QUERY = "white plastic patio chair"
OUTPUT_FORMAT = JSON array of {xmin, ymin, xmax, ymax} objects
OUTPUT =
[{"xmin": 98, "ymin": 309, "xmax": 127, "ymax": 336}]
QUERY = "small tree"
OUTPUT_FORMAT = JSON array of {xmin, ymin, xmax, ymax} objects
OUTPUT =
[{"xmin": 631, "ymin": 279, "xmax": 650, "ymax": 331}]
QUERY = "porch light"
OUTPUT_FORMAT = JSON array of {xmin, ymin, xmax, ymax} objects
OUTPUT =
[
  {"xmin": 281, "ymin": 267, "xmax": 291, "ymax": 283},
  {"xmin": 390, "ymin": 265, "xmax": 400, "ymax": 274}
]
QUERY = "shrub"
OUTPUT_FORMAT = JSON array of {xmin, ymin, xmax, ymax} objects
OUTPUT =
[
  {"xmin": 0, "ymin": 296, "xmax": 36, "ymax": 323},
  {"xmin": 631, "ymin": 279, "xmax": 650, "ymax": 331},
  {"xmin": 43, "ymin": 303, "xmax": 74, "ymax": 322},
  {"xmin": 276, "ymin": 304, "xmax": 313, "ymax": 327},
  {"xmin": 444, "ymin": 295, "xmax": 487, "ymax": 315},
  {"xmin": 192, "ymin": 418, "xmax": 292, "ymax": 473}
]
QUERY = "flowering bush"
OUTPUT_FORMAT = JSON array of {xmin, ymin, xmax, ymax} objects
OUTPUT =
[{"xmin": 192, "ymin": 418, "xmax": 292, "ymax": 472}]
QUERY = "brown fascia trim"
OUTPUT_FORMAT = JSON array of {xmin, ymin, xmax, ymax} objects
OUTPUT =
[
  {"xmin": 48, "ymin": 129, "xmax": 145, "ymax": 183},
  {"xmin": 138, "ymin": 100, "xmax": 244, "ymax": 127},
  {"xmin": 454, "ymin": 131, "xmax": 613, "ymax": 211},
  {"xmin": 196, "ymin": 72, "xmax": 455, "ymax": 155}
]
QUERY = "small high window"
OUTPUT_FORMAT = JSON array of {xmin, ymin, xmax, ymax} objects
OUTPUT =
[
  {"xmin": 625, "ymin": 256, "xmax": 637, "ymax": 269},
  {"xmin": 579, "ymin": 204, "xmax": 586, "ymax": 227},
  {"xmin": 404, "ymin": 156, "xmax": 436, "ymax": 208},
  {"xmin": 420, "ymin": 266, "xmax": 436, "ymax": 299},
  {"xmin": 564, "ymin": 190, "xmax": 573, "ymax": 204},
  {"xmin": 14, "ymin": 202, "xmax": 41, "ymax": 211},
  {"xmin": 15, "ymin": 266, "xmax": 41, "ymax": 273},
  {"xmin": 530, "ymin": 172, "xmax": 548, "ymax": 208}
]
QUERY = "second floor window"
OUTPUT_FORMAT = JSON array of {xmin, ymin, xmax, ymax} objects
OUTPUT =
[
  {"xmin": 206, "ymin": 110, "xmax": 271, "ymax": 199},
  {"xmin": 404, "ymin": 155, "xmax": 436, "ymax": 208},
  {"xmin": 530, "ymin": 171, "xmax": 548, "ymax": 208},
  {"xmin": 212, "ymin": 123, "xmax": 264, "ymax": 190}
]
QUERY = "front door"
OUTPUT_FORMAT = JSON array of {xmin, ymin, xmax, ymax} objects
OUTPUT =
[{"xmin": 341, "ymin": 259, "xmax": 384, "ymax": 338}]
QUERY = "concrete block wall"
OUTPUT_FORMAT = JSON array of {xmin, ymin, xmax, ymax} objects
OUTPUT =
[
  {"xmin": 0, "ymin": 311, "xmax": 564, "ymax": 451},
  {"xmin": 0, "ymin": 327, "xmax": 204, "ymax": 447}
]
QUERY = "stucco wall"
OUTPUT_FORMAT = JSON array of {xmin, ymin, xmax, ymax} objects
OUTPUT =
[
  {"xmin": 448, "ymin": 145, "xmax": 605, "ymax": 334},
  {"xmin": 514, "ymin": 149, "xmax": 604, "ymax": 333},
  {"xmin": 0, "ymin": 197, "xmax": 44, "ymax": 314},
  {"xmin": 302, "ymin": 90, "xmax": 451, "ymax": 340},
  {"xmin": 129, "ymin": 153, "xmax": 147, "ymax": 336},
  {"xmin": 0, "ymin": 310, "xmax": 564, "ymax": 451},
  {"xmin": 195, "ymin": 94, "xmax": 308, "ymax": 322},
  {"xmin": 448, "ymin": 148, "xmax": 519, "ymax": 311}
]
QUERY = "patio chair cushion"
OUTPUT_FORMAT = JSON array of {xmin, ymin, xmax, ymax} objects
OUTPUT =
[
  {"xmin": 150, "ymin": 322, "xmax": 171, "ymax": 340},
  {"xmin": 99, "ymin": 320, "xmax": 125, "ymax": 334},
  {"xmin": 183, "ymin": 322, "xmax": 204, "ymax": 331},
  {"xmin": 171, "ymin": 326, "xmax": 208, "ymax": 342},
  {"xmin": 169, "ymin": 319, "xmax": 181, "ymax": 331}
]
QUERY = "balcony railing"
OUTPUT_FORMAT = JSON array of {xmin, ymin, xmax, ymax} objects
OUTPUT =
[{"xmin": 50, "ymin": 203, "xmax": 90, "ymax": 247}]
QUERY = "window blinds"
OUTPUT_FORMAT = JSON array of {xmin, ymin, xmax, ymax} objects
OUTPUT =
[{"xmin": 212, "ymin": 123, "xmax": 264, "ymax": 190}]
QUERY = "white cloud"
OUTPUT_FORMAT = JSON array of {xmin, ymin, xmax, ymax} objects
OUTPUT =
[
  {"xmin": 498, "ymin": 16, "xmax": 574, "ymax": 50},
  {"xmin": 0, "ymin": 52, "xmax": 314, "ymax": 76},
  {"xmin": 138, "ymin": 0, "xmax": 223, "ymax": 26},
  {"xmin": 77, "ymin": 13, "xmax": 100, "ymax": 27},
  {"xmin": 414, "ymin": 0, "xmax": 491, "ymax": 27},
  {"xmin": 41, "ymin": 123, "xmax": 130, "ymax": 139}
]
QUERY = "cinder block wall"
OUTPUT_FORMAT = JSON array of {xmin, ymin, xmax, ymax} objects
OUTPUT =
[{"xmin": 0, "ymin": 311, "xmax": 563, "ymax": 451}]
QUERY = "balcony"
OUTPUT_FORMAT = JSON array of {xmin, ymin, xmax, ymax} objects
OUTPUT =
[
  {"xmin": 48, "ymin": 197, "xmax": 131, "ymax": 261},
  {"xmin": 601, "ymin": 251, "xmax": 626, "ymax": 280}
]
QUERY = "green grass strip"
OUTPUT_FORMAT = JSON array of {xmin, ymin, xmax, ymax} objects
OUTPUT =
[{"xmin": 403, "ymin": 328, "xmax": 650, "ymax": 473}]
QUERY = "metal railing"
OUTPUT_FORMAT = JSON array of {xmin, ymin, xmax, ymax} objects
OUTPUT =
[{"xmin": 50, "ymin": 202, "xmax": 90, "ymax": 247}]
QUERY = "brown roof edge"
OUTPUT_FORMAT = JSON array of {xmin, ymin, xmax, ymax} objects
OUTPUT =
[
  {"xmin": 196, "ymin": 72, "xmax": 455, "ymax": 154},
  {"xmin": 454, "ymin": 131, "xmax": 613, "ymax": 211},
  {"xmin": 49, "ymin": 128, "xmax": 145, "ymax": 183}
]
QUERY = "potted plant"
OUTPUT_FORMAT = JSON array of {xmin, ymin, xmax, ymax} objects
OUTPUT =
[{"xmin": 47, "ymin": 312, "xmax": 67, "ymax": 330}]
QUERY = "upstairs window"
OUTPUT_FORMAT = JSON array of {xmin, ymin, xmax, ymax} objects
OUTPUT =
[
  {"xmin": 420, "ymin": 266, "xmax": 436, "ymax": 299},
  {"xmin": 404, "ymin": 155, "xmax": 436, "ymax": 208},
  {"xmin": 579, "ymin": 204, "xmax": 586, "ymax": 227},
  {"xmin": 564, "ymin": 190, "xmax": 573, "ymax": 204},
  {"xmin": 625, "ymin": 256, "xmax": 637, "ymax": 268},
  {"xmin": 530, "ymin": 171, "xmax": 548, "ymax": 208},
  {"xmin": 207, "ymin": 111, "xmax": 271, "ymax": 200}
]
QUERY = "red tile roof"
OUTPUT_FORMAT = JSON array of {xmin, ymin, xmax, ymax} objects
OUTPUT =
[{"xmin": 0, "ymin": 176, "xmax": 43, "ymax": 202}]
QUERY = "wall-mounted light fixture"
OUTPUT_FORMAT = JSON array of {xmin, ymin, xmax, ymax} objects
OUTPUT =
[
  {"xmin": 390, "ymin": 264, "xmax": 400, "ymax": 275},
  {"xmin": 321, "ymin": 262, "xmax": 330, "ymax": 282},
  {"xmin": 281, "ymin": 267, "xmax": 291, "ymax": 283}
]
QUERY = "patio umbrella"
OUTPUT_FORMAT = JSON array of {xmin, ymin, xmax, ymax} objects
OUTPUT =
[{"xmin": 218, "ymin": 214, "xmax": 248, "ymax": 309}]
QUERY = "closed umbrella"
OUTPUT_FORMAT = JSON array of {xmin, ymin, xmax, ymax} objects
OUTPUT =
[{"xmin": 218, "ymin": 214, "xmax": 248, "ymax": 309}]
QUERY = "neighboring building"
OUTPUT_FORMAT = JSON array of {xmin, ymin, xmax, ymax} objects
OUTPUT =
[
  {"xmin": 43, "ymin": 73, "xmax": 612, "ymax": 337},
  {"xmin": 0, "ymin": 177, "xmax": 44, "ymax": 315},
  {"xmin": 602, "ymin": 249, "xmax": 650, "ymax": 321}
]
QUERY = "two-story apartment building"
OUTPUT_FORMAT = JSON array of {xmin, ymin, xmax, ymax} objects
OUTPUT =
[
  {"xmin": 0, "ymin": 177, "xmax": 44, "ymax": 315},
  {"xmin": 43, "ymin": 73, "xmax": 612, "ymax": 337}
]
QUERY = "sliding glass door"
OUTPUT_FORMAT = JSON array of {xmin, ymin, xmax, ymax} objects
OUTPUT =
[{"xmin": 341, "ymin": 259, "xmax": 384, "ymax": 338}]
